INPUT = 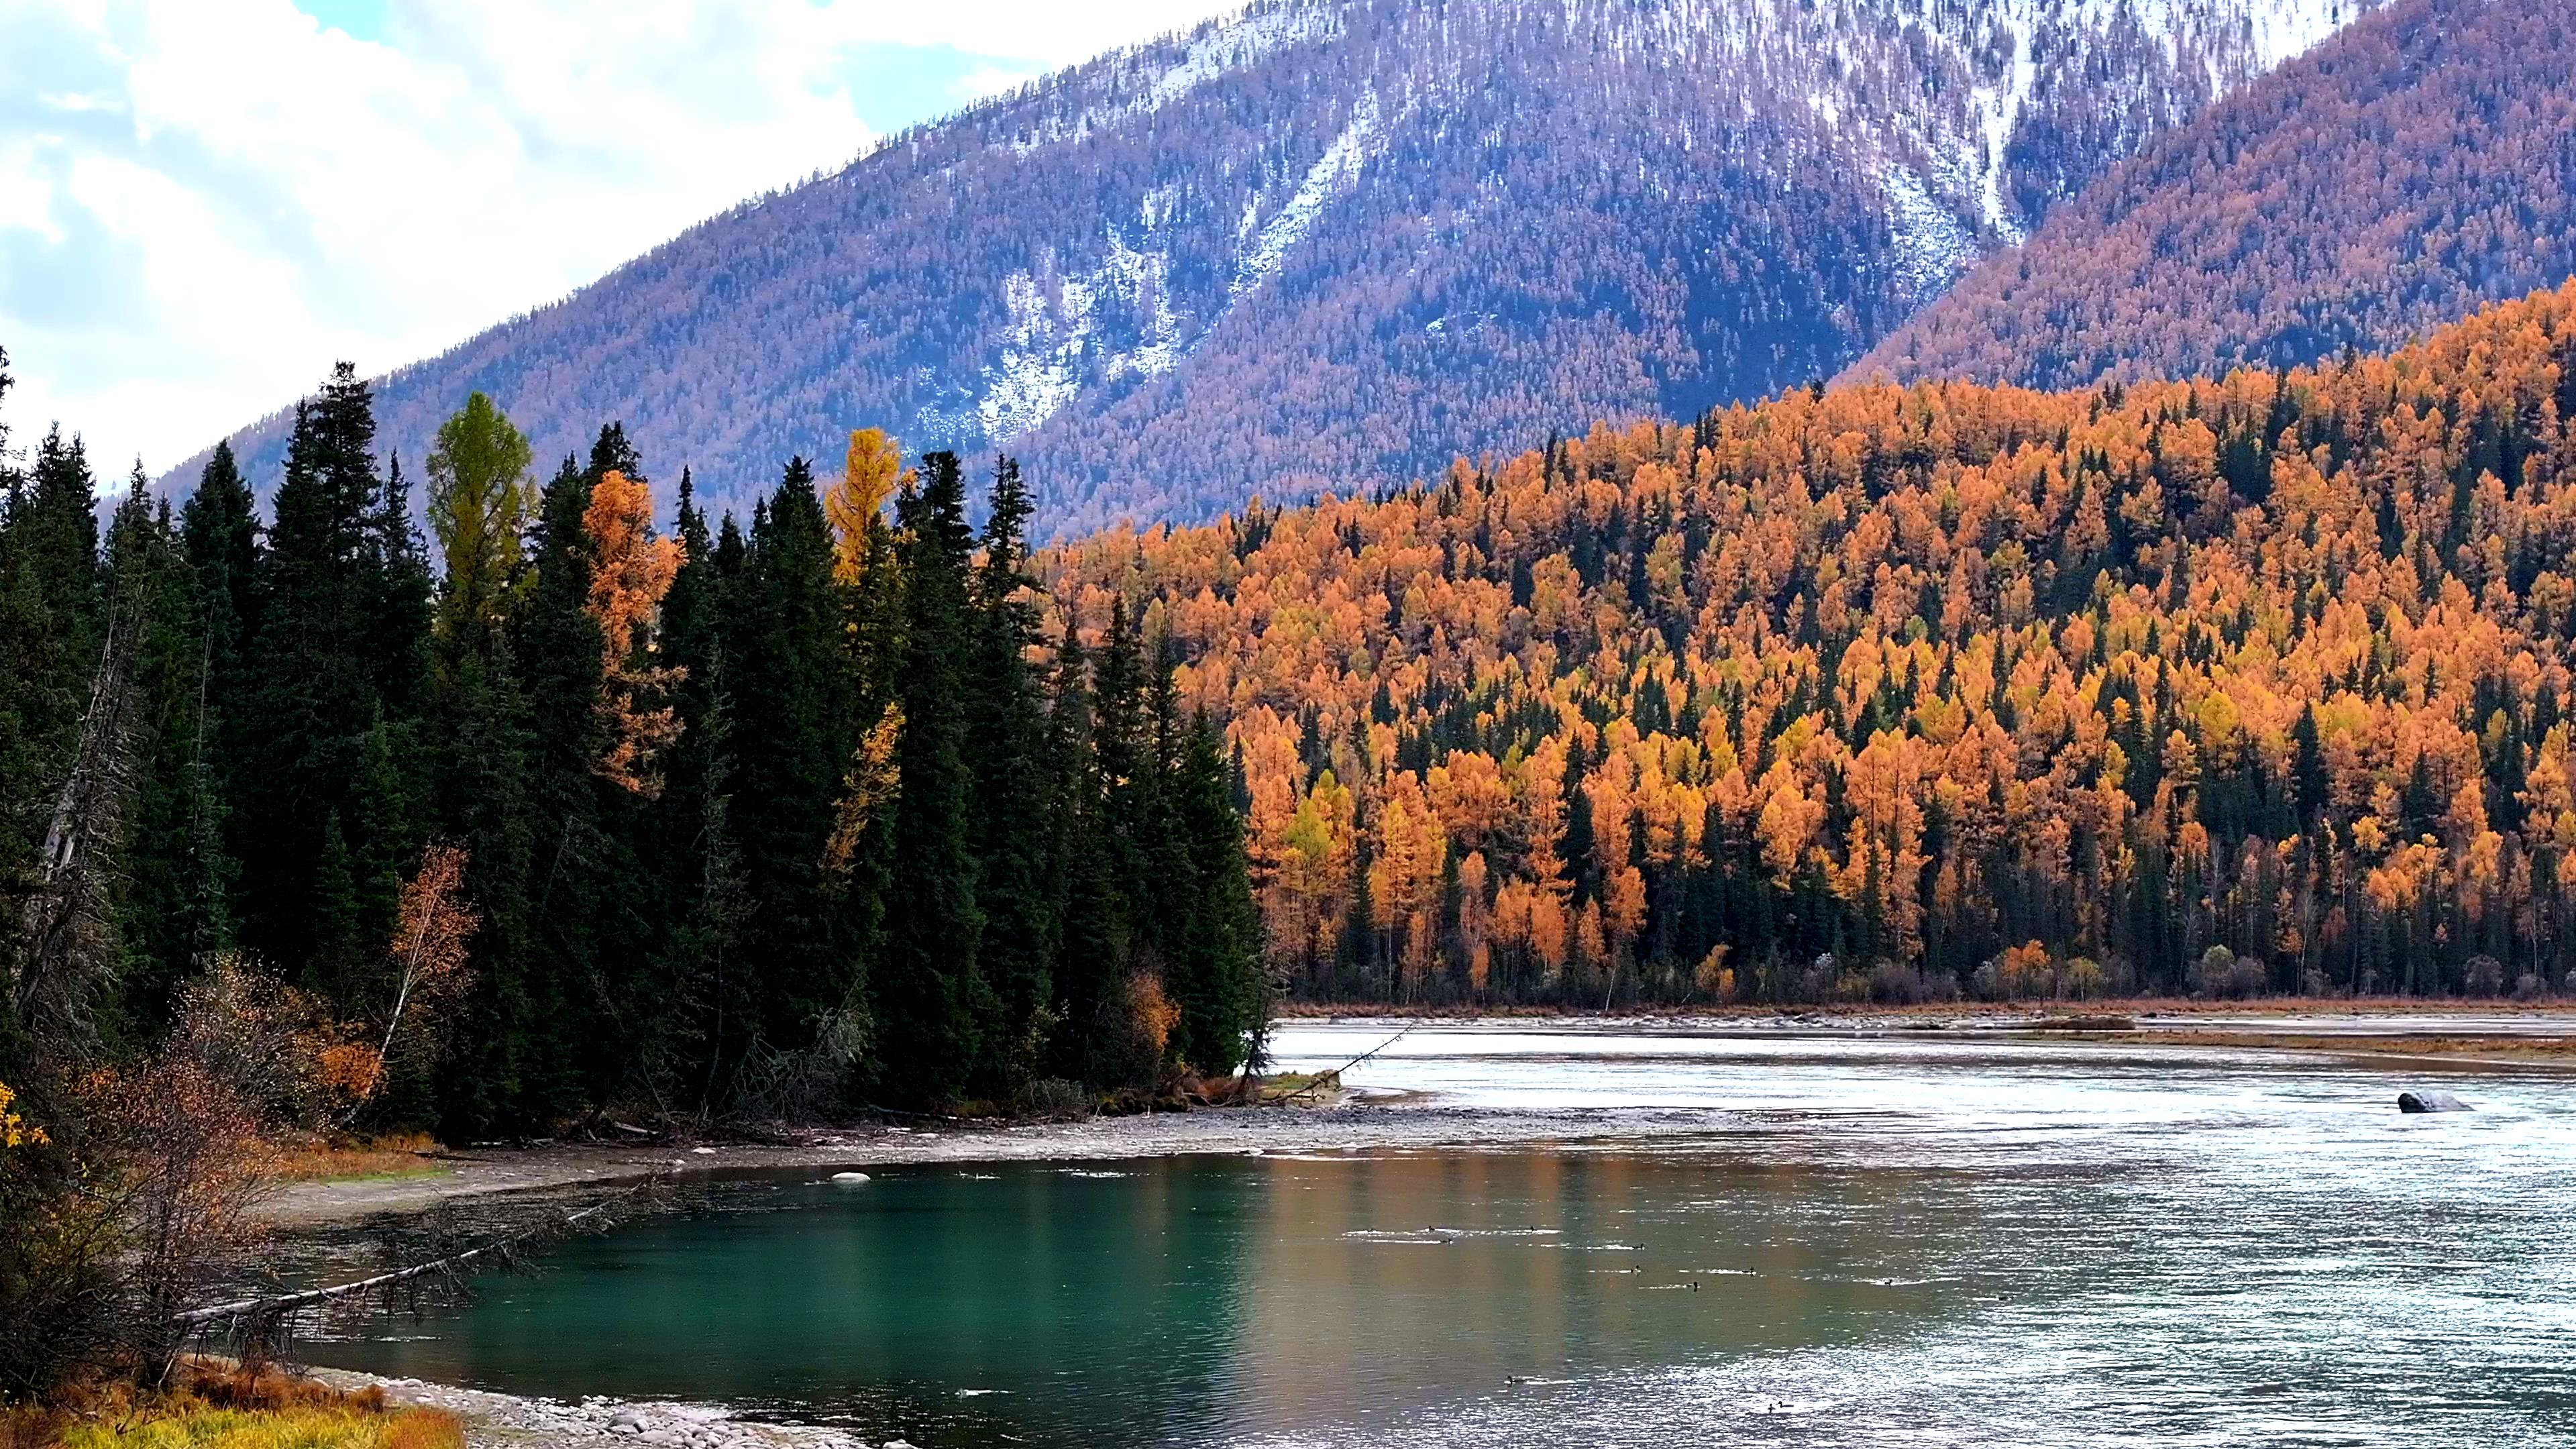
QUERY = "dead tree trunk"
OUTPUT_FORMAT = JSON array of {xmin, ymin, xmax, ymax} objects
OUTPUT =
[{"xmin": 13, "ymin": 603, "xmax": 144, "ymax": 1044}]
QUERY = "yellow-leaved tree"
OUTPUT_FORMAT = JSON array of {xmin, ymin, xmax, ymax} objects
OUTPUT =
[{"xmin": 826, "ymin": 427, "xmax": 910, "ymax": 586}]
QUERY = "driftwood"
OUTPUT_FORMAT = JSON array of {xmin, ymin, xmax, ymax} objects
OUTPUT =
[
  {"xmin": 174, "ymin": 1177, "xmax": 661, "ymax": 1356},
  {"xmin": 1273, "ymin": 1022, "xmax": 1417, "ymax": 1104}
]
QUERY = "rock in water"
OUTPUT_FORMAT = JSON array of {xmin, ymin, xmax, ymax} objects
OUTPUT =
[
  {"xmin": 832, "ymin": 1171, "xmax": 872, "ymax": 1183},
  {"xmin": 2398, "ymin": 1091, "xmax": 2473, "ymax": 1113}
]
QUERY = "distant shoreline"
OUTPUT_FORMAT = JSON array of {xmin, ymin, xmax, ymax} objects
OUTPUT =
[{"xmin": 258, "ymin": 1004, "xmax": 2576, "ymax": 1232}]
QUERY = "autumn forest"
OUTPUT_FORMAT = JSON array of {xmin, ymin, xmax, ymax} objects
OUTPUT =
[{"xmin": 1048, "ymin": 281, "xmax": 2576, "ymax": 1009}]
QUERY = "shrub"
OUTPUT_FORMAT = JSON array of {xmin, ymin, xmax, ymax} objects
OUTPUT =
[
  {"xmin": 1015, "ymin": 1078, "xmax": 1093, "ymax": 1122},
  {"xmin": 2061, "ymin": 959, "xmax": 2107, "ymax": 1001},
  {"xmin": 2194, "ymin": 946, "xmax": 2239, "ymax": 999}
]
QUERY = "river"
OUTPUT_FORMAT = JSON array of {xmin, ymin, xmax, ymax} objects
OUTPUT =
[{"xmin": 303, "ymin": 1022, "xmax": 2576, "ymax": 1446}]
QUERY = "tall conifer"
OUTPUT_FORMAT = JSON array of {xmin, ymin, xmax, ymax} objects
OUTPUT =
[{"xmin": 875, "ymin": 452, "xmax": 986, "ymax": 1106}]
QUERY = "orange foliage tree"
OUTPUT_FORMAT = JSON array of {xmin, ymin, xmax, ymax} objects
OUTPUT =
[
  {"xmin": 341, "ymin": 843, "xmax": 480, "ymax": 1123},
  {"xmin": 585, "ymin": 469, "xmax": 686, "ymax": 795}
]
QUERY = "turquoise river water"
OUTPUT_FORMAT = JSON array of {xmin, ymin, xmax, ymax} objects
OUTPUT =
[{"xmin": 303, "ymin": 1022, "xmax": 2576, "ymax": 1447}]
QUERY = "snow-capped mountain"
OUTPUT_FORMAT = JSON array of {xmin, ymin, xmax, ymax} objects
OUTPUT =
[
  {"xmin": 191, "ymin": 0, "xmax": 2379, "ymax": 533},
  {"xmin": 1854, "ymin": 0, "xmax": 2576, "ymax": 394}
]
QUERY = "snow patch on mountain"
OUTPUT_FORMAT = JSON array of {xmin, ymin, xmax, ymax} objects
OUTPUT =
[
  {"xmin": 979, "ymin": 235, "xmax": 1189, "ymax": 443},
  {"xmin": 1883, "ymin": 166, "xmax": 1979, "ymax": 306},
  {"xmin": 1150, "ymin": 3, "xmax": 1348, "ymax": 108},
  {"xmin": 1232, "ymin": 91, "xmax": 1381, "ymax": 301}
]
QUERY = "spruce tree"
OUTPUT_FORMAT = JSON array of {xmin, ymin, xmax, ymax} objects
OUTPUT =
[
  {"xmin": 239, "ymin": 364, "xmax": 414, "ymax": 999},
  {"xmin": 1164, "ymin": 712, "xmax": 1264, "ymax": 1075},
  {"xmin": 647, "ymin": 472, "xmax": 753, "ymax": 1112},
  {"xmin": 496, "ymin": 452, "xmax": 607, "ymax": 1125},
  {"xmin": 104, "ymin": 473, "xmax": 229, "ymax": 1039},
  {"xmin": 730, "ymin": 459, "xmax": 857, "ymax": 1065},
  {"xmin": 963, "ymin": 456, "xmax": 1059, "ymax": 1093},
  {"xmin": 875, "ymin": 451, "xmax": 986, "ymax": 1107},
  {"xmin": 1044, "ymin": 618, "xmax": 1122, "ymax": 1084},
  {"xmin": 0, "ymin": 427, "xmax": 101, "ymax": 898}
]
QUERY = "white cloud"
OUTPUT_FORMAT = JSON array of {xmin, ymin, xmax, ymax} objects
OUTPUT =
[{"xmin": 0, "ymin": 0, "xmax": 1240, "ymax": 479}]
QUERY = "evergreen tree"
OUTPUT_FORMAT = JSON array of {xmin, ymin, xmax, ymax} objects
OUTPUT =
[
  {"xmin": 180, "ymin": 441, "xmax": 260, "ymax": 825},
  {"xmin": 730, "ymin": 459, "xmax": 857, "ymax": 1064},
  {"xmin": 103, "ymin": 472, "xmax": 228, "ymax": 1039},
  {"xmin": 963, "ymin": 456, "xmax": 1059, "ymax": 1093},
  {"xmin": 238, "ymin": 364, "xmax": 415, "ymax": 997},
  {"xmin": 0, "ymin": 427, "xmax": 100, "ymax": 901},
  {"xmin": 646, "ymin": 472, "xmax": 755, "ymax": 1113},
  {"xmin": 874, "ymin": 452, "xmax": 986, "ymax": 1108},
  {"xmin": 491, "ymin": 452, "xmax": 606, "ymax": 1126},
  {"xmin": 1163, "ymin": 712, "xmax": 1264, "ymax": 1075},
  {"xmin": 1044, "ymin": 617, "xmax": 1122, "ymax": 1084}
]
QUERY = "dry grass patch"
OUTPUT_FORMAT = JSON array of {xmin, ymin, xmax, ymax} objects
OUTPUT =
[
  {"xmin": 265, "ymin": 1134, "xmax": 447, "ymax": 1184},
  {"xmin": 7, "ymin": 1364, "xmax": 459, "ymax": 1449}
]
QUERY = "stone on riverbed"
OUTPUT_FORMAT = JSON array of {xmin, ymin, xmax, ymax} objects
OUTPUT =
[{"xmin": 2398, "ymin": 1090, "xmax": 2473, "ymax": 1113}]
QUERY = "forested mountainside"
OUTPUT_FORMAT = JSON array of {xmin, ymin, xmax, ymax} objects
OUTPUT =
[
  {"xmin": 1048, "ymin": 282, "xmax": 2576, "ymax": 1005},
  {"xmin": 186, "ymin": 0, "xmax": 2368, "ymax": 535},
  {"xmin": 1859, "ymin": 0, "xmax": 2576, "ymax": 392},
  {"xmin": 0, "ymin": 353, "xmax": 1263, "ymax": 1141}
]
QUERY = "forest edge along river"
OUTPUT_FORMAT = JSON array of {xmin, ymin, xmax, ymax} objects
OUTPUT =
[{"xmin": 272, "ymin": 1016, "xmax": 2576, "ymax": 1448}]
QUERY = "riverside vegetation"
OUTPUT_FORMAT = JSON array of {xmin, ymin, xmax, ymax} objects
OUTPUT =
[{"xmin": 0, "ymin": 349, "xmax": 1263, "ymax": 1409}]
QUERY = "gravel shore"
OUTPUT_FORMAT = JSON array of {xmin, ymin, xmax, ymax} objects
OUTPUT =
[{"xmin": 259, "ymin": 1094, "xmax": 1742, "ymax": 1228}]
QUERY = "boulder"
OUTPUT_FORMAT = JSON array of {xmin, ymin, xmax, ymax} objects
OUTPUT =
[
  {"xmin": 2398, "ymin": 1090, "xmax": 2473, "ymax": 1113},
  {"xmin": 831, "ymin": 1171, "xmax": 871, "ymax": 1184}
]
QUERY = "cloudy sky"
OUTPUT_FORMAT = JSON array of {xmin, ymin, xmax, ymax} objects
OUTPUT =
[{"xmin": 0, "ymin": 0, "xmax": 1238, "ymax": 478}]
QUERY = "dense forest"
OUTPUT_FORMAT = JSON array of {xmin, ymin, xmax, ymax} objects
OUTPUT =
[
  {"xmin": 0, "ymin": 353, "xmax": 1264, "ymax": 1150},
  {"xmin": 1042, "ymin": 281, "xmax": 2576, "ymax": 1006},
  {"xmin": 1863, "ymin": 0, "xmax": 2576, "ymax": 394}
]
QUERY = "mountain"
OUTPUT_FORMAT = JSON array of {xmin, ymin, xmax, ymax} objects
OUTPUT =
[
  {"xmin": 1855, "ymin": 0, "xmax": 2576, "ymax": 391},
  {"xmin": 187, "ymin": 0, "xmax": 2374, "ymax": 534},
  {"xmin": 1055, "ymin": 279, "xmax": 2576, "ymax": 1003}
]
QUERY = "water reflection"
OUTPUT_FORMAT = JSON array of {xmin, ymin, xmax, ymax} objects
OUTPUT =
[{"xmin": 310, "ymin": 1029, "xmax": 2576, "ymax": 1447}]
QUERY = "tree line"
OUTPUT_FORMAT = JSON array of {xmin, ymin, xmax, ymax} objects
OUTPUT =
[
  {"xmin": 0, "ymin": 358, "xmax": 1265, "ymax": 1143},
  {"xmin": 1050, "ymin": 280, "xmax": 2576, "ymax": 1006}
]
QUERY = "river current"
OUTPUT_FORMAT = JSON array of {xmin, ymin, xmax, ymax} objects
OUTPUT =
[{"xmin": 304, "ymin": 1023, "xmax": 2576, "ymax": 1446}]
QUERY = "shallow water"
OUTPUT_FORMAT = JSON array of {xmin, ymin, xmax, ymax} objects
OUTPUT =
[{"xmin": 306, "ymin": 1025, "xmax": 2576, "ymax": 1446}]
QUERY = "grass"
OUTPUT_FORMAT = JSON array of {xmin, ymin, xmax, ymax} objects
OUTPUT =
[
  {"xmin": 7, "ymin": 1362, "xmax": 462, "ymax": 1449},
  {"xmin": 1253, "ymin": 1070, "xmax": 1343, "ymax": 1102},
  {"xmin": 53, "ymin": 1404, "xmax": 461, "ymax": 1449},
  {"xmin": 266, "ymin": 1134, "xmax": 450, "ymax": 1184}
]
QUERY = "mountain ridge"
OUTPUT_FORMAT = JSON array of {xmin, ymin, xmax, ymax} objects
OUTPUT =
[
  {"xmin": 1854, "ymin": 0, "xmax": 2576, "ymax": 392},
  {"xmin": 174, "ymin": 0, "xmax": 2373, "ymax": 533}
]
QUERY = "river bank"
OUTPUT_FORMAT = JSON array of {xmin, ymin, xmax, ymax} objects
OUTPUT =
[
  {"xmin": 262, "ymin": 1003, "xmax": 2576, "ymax": 1230},
  {"xmin": 263, "ymin": 1012, "xmax": 2576, "ymax": 1449}
]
